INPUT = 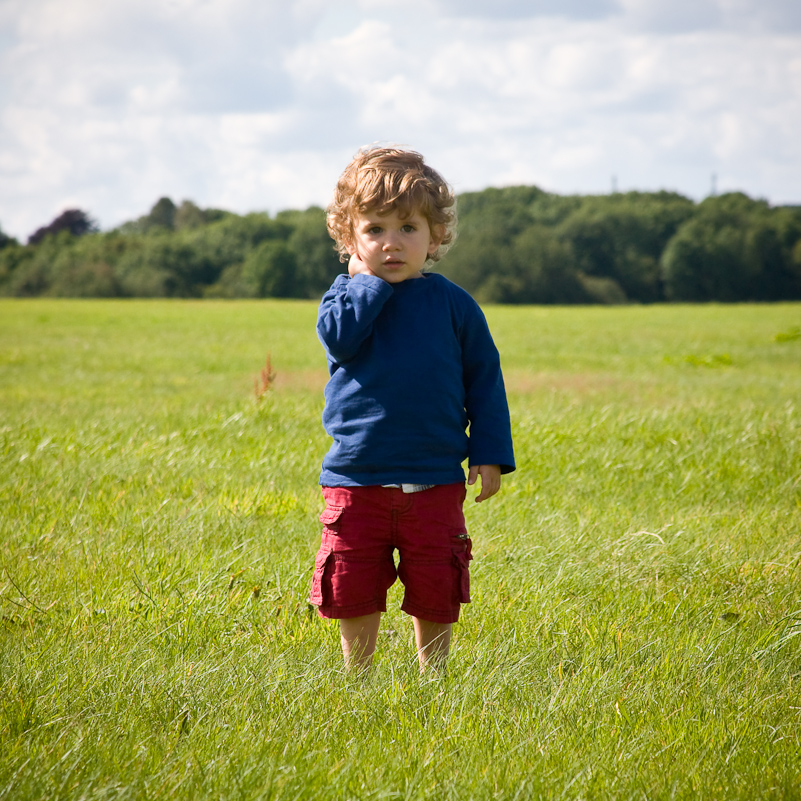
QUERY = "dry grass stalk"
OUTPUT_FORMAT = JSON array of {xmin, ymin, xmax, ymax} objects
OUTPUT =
[{"xmin": 254, "ymin": 353, "xmax": 276, "ymax": 400}]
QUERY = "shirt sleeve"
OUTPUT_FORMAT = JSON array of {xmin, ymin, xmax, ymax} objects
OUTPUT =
[
  {"xmin": 316, "ymin": 274, "xmax": 394, "ymax": 365},
  {"xmin": 459, "ymin": 302, "xmax": 516, "ymax": 474}
]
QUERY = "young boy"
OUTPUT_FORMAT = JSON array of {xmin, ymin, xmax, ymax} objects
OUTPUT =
[{"xmin": 309, "ymin": 146, "xmax": 515, "ymax": 671}]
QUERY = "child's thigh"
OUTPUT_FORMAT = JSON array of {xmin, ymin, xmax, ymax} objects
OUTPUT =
[
  {"xmin": 396, "ymin": 484, "xmax": 472, "ymax": 622},
  {"xmin": 310, "ymin": 486, "xmax": 398, "ymax": 617},
  {"xmin": 319, "ymin": 485, "xmax": 395, "ymax": 555},
  {"xmin": 397, "ymin": 483, "xmax": 468, "ymax": 558}
]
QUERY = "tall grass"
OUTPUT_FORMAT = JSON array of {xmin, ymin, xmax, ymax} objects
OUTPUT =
[{"xmin": 1, "ymin": 299, "xmax": 800, "ymax": 800}]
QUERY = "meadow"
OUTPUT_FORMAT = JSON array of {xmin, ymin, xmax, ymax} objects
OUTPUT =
[{"xmin": 1, "ymin": 298, "xmax": 800, "ymax": 800}]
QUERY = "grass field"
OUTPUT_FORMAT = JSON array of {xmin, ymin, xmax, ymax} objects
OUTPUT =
[{"xmin": 1, "ymin": 298, "xmax": 800, "ymax": 800}]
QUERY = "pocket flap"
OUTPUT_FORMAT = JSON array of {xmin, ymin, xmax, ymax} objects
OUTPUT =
[
  {"xmin": 314, "ymin": 547, "xmax": 333, "ymax": 570},
  {"xmin": 319, "ymin": 505, "xmax": 344, "ymax": 526},
  {"xmin": 309, "ymin": 548, "xmax": 333, "ymax": 607}
]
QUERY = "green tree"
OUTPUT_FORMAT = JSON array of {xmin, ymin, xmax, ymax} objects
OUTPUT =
[
  {"xmin": 174, "ymin": 200, "xmax": 207, "ymax": 231},
  {"xmin": 0, "ymin": 243, "xmax": 37, "ymax": 296},
  {"xmin": 0, "ymin": 224, "xmax": 16, "ymax": 250},
  {"xmin": 241, "ymin": 240, "xmax": 297, "ymax": 297},
  {"xmin": 661, "ymin": 209, "xmax": 753, "ymax": 301},
  {"xmin": 284, "ymin": 207, "xmax": 344, "ymax": 297},
  {"xmin": 505, "ymin": 225, "xmax": 587, "ymax": 304},
  {"xmin": 42, "ymin": 232, "xmax": 122, "ymax": 297},
  {"xmin": 661, "ymin": 193, "xmax": 801, "ymax": 302},
  {"xmin": 746, "ymin": 208, "xmax": 801, "ymax": 299},
  {"xmin": 190, "ymin": 213, "xmax": 291, "ymax": 275},
  {"xmin": 114, "ymin": 235, "xmax": 207, "ymax": 297},
  {"xmin": 556, "ymin": 192, "xmax": 694, "ymax": 302},
  {"xmin": 147, "ymin": 197, "xmax": 177, "ymax": 231},
  {"xmin": 441, "ymin": 187, "xmax": 540, "ymax": 296}
]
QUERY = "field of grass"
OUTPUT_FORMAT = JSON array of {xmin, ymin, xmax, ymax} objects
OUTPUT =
[{"xmin": 1, "ymin": 298, "xmax": 800, "ymax": 800}]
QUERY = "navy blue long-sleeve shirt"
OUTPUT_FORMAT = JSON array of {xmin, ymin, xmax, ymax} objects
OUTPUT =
[{"xmin": 317, "ymin": 272, "xmax": 515, "ymax": 487}]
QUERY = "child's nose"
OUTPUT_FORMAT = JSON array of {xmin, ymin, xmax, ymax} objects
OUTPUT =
[{"xmin": 382, "ymin": 232, "xmax": 401, "ymax": 250}]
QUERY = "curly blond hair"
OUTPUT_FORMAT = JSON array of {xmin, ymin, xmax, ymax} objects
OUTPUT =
[{"xmin": 326, "ymin": 145, "xmax": 457, "ymax": 264}]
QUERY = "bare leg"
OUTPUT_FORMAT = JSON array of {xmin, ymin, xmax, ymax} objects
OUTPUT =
[
  {"xmin": 339, "ymin": 612, "xmax": 382, "ymax": 671},
  {"xmin": 413, "ymin": 617, "xmax": 452, "ymax": 672}
]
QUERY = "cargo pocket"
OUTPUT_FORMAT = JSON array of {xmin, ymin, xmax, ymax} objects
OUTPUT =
[
  {"xmin": 309, "ymin": 547, "xmax": 333, "ymax": 606},
  {"xmin": 453, "ymin": 534, "xmax": 473, "ymax": 603},
  {"xmin": 319, "ymin": 505, "xmax": 344, "ymax": 531}
]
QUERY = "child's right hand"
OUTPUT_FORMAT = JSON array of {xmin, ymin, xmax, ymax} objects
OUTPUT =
[{"xmin": 348, "ymin": 252, "xmax": 374, "ymax": 278}]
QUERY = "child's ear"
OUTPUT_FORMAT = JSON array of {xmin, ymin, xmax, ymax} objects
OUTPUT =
[{"xmin": 428, "ymin": 224, "xmax": 445, "ymax": 255}]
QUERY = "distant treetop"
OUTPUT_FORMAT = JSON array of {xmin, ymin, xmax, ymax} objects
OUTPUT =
[{"xmin": 27, "ymin": 209, "xmax": 99, "ymax": 245}]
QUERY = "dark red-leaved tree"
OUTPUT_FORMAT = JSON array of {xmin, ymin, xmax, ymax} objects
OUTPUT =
[{"xmin": 27, "ymin": 209, "xmax": 98, "ymax": 245}]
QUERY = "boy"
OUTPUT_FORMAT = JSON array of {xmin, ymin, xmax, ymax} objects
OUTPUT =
[{"xmin": 309, "ymin": 146, "xmax": 515, "ymax": 671}]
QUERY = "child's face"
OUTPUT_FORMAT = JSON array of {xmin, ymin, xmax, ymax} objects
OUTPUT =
[{"xmin": 347, "ymin": 208, "xmax": 442, "ymax": 284}]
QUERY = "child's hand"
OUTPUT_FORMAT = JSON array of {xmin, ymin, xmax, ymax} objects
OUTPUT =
[
  {"xmin": 348, "ymin": 252, "xmax": 374, "ymax": 278},
  {"xmin": 468, "ymin": 464, "xmax": 501, "ymax": 502}
]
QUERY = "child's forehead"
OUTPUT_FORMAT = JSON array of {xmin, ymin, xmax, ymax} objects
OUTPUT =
[{"xmin": 355, "ymin": 205, "xmax": 426, "ymax": 222}]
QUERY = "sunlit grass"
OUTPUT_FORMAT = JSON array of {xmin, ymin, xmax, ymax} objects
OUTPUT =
[{"xmin": 1, "ymin": 299, "xmax": 800, "ymax": 800}]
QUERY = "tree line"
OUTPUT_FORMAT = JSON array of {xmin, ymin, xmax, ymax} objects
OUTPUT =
[{"xmin": 1, "ymin": 188, "xmax": 800, "ymax": 303}]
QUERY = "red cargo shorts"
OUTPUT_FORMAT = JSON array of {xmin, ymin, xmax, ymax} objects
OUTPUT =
[{"xmin": 309, "ymin": 483, "xmax": 472, "ymax": 624}]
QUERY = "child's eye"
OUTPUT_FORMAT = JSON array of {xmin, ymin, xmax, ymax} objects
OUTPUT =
[
  {"xmin": 401, "ymin": 224, "xmax": 416, "ymax": 233},
  {"xmin": 368, "ymin": 226, "xmax": 383, "ymax": 234}
]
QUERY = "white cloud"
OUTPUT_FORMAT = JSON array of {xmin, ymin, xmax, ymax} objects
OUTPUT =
[{"xmin": 0, "ymin": 0, "xmax": 799, "ymax": 240}]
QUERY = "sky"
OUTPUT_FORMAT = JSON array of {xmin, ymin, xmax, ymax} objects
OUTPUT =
[{"xmin": 1, "ymin": 0, "xmax": 800, "ymax": 241}]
